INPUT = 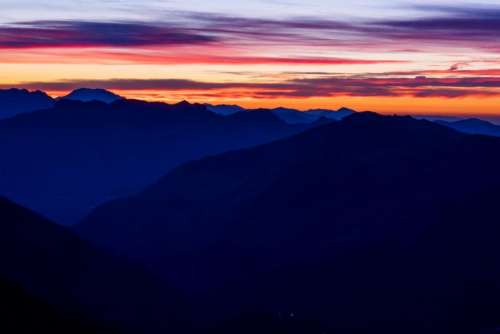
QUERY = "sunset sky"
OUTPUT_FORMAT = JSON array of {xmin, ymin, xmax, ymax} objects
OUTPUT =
[{"xmin": 2, "ymin": 0, "xmax": 500, "ymax": 116}]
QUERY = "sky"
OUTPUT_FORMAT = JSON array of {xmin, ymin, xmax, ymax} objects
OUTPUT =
[{"xmin": 2, "ymin": 0, "xmax": 500, "ymax": 115}]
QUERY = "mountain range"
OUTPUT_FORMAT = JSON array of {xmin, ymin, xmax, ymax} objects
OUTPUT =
[
  {"xmin": 207, "ymin": 105, "xmax": 356, "ymax": 124},
  {"xmin": 0, "ymin": 97, "xmax": 316, "ymax": 224},
  {"xmin": 2, "ymin": 87, "xmax": 499, "ymax": 225},
  {"xmin": 3, "ymin": 87, "xmax": 500, "ymax": 332}
]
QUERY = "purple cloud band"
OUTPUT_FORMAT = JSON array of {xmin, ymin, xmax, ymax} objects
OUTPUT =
[
  {"xmin": 1, "ymin": 5, "xmax": 500, "ymax": 51},
  {"xmin": 0, "ymin": 20, "xmax": 216, "ymax": 48}
]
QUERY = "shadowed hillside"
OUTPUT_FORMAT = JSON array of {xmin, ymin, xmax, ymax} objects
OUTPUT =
[
  {"xmin": 0, "ymin": 196, "xmax": 187, "ymax": 334},
  {"xmin": 80, "ymin": 112, "xmax": 500, "ymax": 333},
  {"xmin": 0, "ymin": 277, "xmax": 115, "ymax": 334}
]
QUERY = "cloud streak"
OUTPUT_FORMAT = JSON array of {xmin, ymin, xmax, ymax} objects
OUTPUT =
[
  {"xmin": 3, "ymin": 4, "xmax": 500, "ymax": 52},
  {"xmin": 8, "ymin": 75, "xmax": 500, "ymax": 99},
  {"xmin": 0, "ymin": 20, "xmax": 217, "ymax": 48}
]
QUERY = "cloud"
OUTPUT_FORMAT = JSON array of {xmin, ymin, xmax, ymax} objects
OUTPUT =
[
  {"xmin": 0, "ymin": 20, "xmax": 217, "ymax": 48},
  {"xmin": 7, "ymin": 74, "xmax": 500, "ymax": 99},
  {"xmin": 185, "ymin": 6, "xmax": 500, "ymax": 51},
  {"xmin": 4, "ymin": 4, "xmax": 500, "ymax": 52},
  {"xmin": 2, "ymin": 2, "xmax": 500, "ymax": 70}
]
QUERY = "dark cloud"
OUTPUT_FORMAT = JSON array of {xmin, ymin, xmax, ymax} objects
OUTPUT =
[
  {"xmin": 0, "ymin": 20, "xmax": 217, "ymax": 48},
  {"xmin": 414, "ymin": 89, "xmax": 498, "ymax": 98},
  {"xmin": 7, "ymin": 75, "xmax": 500, "ymax": 99},
  {"xmin": 184, "ymin": 6, "xmax": 500, "ymax": 50}
]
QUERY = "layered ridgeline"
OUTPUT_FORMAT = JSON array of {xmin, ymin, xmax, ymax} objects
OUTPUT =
[
  {"xmin": 79, "ymin": 113, "xmax": 500, "ymax": 333},
  {"xmin": 207, "ymin": 104, "xmax": 355, "ymax": 124},
  {"xmin": 3, "ymin": 87, "xmax": 500, "ymax": 227},
  {"xmin": 0, "ymin": 196, "xmax": 186, "ymax": 334},
  {"xmin": 0, "ymin": 97, "xmax": 316, "ymax": 225}
]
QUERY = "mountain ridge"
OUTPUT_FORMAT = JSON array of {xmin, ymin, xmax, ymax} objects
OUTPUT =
[{"xmin": 78, "ymin": 112, "xmax": 500, "ymax": 332}]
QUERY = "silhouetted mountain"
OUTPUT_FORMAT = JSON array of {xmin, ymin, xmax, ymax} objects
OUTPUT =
[
  {"xmin": 437, "ymin": 118, "xmax": 500, "ymax": 137},
  {"xmin": 0, "ymin": 196, "xmax": 186, "ymax": 333},
  {"xmin": 205, "ymin": 104, "xmax": 246, "ymax": 116},
  {"xmin": 271, "ymin": 107, "xmax": 319, "ymax": 124},
  {"xmin": 0, "ymin": 99, "xmax": 310, "ymax": 225},
  {"xmin": 0, "ymin": 88, "xmax": 54, "ymax": 119},
  {"xmin": 270, "ymin": 107, "xmax": 355, "ymax": 124},
  {"xmin": 204, "ymin": 104, "xmax": 355, "ymax": 124},
  {"xmin": 270, "ymin": 107, "xmax": 354, "ymax": 124},
  {"xmin": 61, "ymin": 88, "xmax": 123, "ymax": 103},
  {"xmin": 306, "ymin": 107, "xmax": 355, "ymax": 120},
  {"xmin": 80, "ymin": 113, "xmax": 500, "ymax": 333}
]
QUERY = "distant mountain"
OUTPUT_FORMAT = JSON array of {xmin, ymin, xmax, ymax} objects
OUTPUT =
[
  {"xmin": 204, "ymin": 104, "xmax": 355, "ymax": 124},
  {"xmin": 0, "ymin": 196, "xmax": 185, "ymax": 333},
  {"xmin": 79, "ymin": 113, "xmax": 500, "ymax": 333},
  {"xmin": 437, "ymin": 118, "xmax": 500, "ymax": 137},
  {"xmin": 306, "ymin": 107, "xmax": 356, "ymax": 120},
  {"xmin": 271, "ymin": 107, "xmax": 320, "ymax": 124},
  {"xmin": 60, "ymin": 88, "xmax": 123, "ymax": 103},
  {"xmin": 0, "ymin": 88, "xmax": 54, "ymax": 119},
  {"xmin": 0, "ymin": 99, "xmax": 312, "ymax": 225},
  {"xmin": 205, "ymin": 104, "xmax": 246, "ymax": 116},
  {"xmin": 271, "ymin": 106, "xmax": 355, "ymax": 124}
]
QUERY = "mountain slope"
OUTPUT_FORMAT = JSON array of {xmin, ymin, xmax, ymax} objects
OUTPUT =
[
  {"xmin": 79, "ymin": 113, "xmax": 500, "ymax": 333},
  {"xmin": 0, "ymin": 88, "xmax": 54, "ymax": 119},
  {"xmin": 0, "ymin": 196, "xmax": 186, "ymax": 333},
  {"xmin": 0, "ymin": 277, "xmax": 113, "ymax": 334},
  {"xmin": 0, "ymin": 98, "xmax": 310, "ymax": 224}
]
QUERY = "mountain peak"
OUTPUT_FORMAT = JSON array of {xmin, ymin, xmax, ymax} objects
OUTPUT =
[
  {"xmin": 338, "ymin": 107, "xmax": 356, "ymax": 113},
  {"xmin": 175, "ymin": 100, "xmax": 192, "ymax": 107},
  {"xmin": 61, "ymin": 88, "xmax": 123, "ymax": 104}
]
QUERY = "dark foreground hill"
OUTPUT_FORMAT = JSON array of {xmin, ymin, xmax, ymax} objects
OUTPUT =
[
  {"xmin": 0, "ymin": 277, "xmax": 113, "ymax": 334},
  {"xmin": 0, "ymin": 196, "xmax": 186, "ymax": 333},
  {"xmin": 0, "ymin": 99, "xmax": 311, "ymax": 224},
  {"xmin": 80, "ymin": 112, "xmax": 500, "ymax": 333}
]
